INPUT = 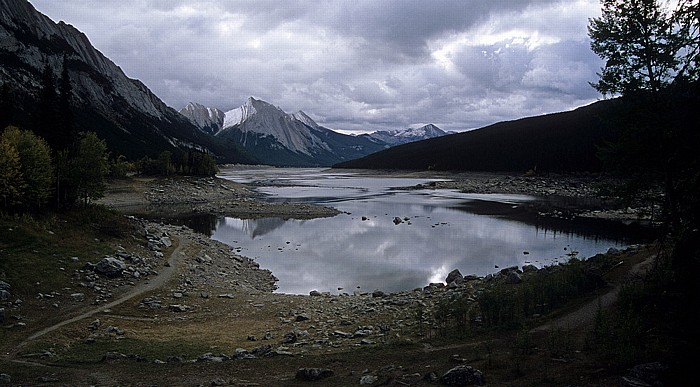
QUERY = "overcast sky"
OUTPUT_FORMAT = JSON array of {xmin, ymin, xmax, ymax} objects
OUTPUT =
[{"xmin": 30, "ymin": 0, "xmax": 605, "ymax": 133}]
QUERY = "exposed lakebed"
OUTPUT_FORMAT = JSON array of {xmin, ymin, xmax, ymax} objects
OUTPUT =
[{"xmin": 179, "ymin": 168, "xmax": 654, "ymax": 295}]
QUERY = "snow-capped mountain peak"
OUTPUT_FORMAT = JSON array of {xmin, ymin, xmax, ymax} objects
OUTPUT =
[
  {"xmin": 180, "ymin": 97, "xmax": 385, "ymax": 166},
  {"xmin": 180, "ymin": 102, "xmax": 225, "ymax": 135},
  {"xmin": 361, "ymin": 124, "xmax": 449, "ymax": 146}
]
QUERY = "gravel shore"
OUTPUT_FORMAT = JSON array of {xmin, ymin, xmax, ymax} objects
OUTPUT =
[{"xmin": 98, "ymin": 174, "xmax": 340, "ymax": 219}]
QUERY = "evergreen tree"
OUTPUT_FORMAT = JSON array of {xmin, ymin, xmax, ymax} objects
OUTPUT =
[
  {"xmin": 37, "ymin": 61, "xmax": 59, "ymax": 148},
  {"xmin": 589, "ymin": 0, "xmax": 700, "ymax": 227},
  {"xmin": 57, "ymin": 56, "xmax": 75, "ymax": 148}
]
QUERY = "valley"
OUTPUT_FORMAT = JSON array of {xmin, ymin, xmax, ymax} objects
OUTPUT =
[{"xmin": 0, "ymin": 170, "xmax": 662, "ymax": 385}]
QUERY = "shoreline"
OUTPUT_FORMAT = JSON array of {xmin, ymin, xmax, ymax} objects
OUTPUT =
[
  {"xmin": 97, "ymin": 168, "xmax": 657, "ymax": 297},
  {"xmin": 1, "ymin": 168, "xmax": 662, "ymax": 385}
]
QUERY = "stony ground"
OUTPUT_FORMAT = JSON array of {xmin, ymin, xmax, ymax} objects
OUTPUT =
[{"xmin": 0, "ymin": 170, "xmax": 661, "ymax": 386}]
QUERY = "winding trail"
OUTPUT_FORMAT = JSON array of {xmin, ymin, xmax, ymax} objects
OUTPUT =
[
  {"xmin": 15, "ymin": 237, "xmax": 188, "ymax": 347},
  {"xmin": 529, "ymin": 251, "xmax": 656, "ymax": 333}
]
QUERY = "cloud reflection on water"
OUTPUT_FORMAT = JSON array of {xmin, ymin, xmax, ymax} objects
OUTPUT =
[{"xmin": 211, "ymin": 198, "xmax": 623, "ymax": 294}]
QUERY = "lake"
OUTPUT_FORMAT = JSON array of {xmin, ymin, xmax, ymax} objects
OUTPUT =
[{"xmin": 195, "ymin": 167, "xmax": 652, "ymax": 295}]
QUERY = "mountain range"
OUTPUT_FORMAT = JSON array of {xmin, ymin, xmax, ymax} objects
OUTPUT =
[
  {"xmin": 0, "ymin": 0, "xmax": 446, "ymax": 167},
  {"xmin": 335, "ymin": 100, "xmax": 625, "ymax": 173},
  {"xmin": 179, "ymin": 99, "xmax": 448, "ymax": 167},
  {"xmin": 0, "ymin": 0, "xmax": 648, "ymax": 173},
  {"xmin": 0, "ymin": 0, "xmax": 256, "ymax": 163}
]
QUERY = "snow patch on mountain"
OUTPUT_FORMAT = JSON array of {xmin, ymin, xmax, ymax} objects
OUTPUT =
[
  {"xmin": 361, "ymin": 124, "xmax": 449, "ymax": 146},
  {"xmin": 180, "ymin": 102, "xmax": 225, "ymax": 135}
]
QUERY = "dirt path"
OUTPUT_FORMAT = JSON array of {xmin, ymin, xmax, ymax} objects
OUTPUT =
[
  {"xmin": 529, "ymin": 251, "xmax": 657, "ymax": 333},
  {"xmin": 15, "ymin": 236, "xmax": 188, "ymax": 347}
]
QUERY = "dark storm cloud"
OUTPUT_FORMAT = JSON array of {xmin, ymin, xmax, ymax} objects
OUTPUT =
[{"xmin": 30, "ymin": 0, "xmax": 604, "ymax": 133}]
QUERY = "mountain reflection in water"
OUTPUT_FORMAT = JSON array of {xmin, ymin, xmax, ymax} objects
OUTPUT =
[{"xmin": 191, "ymin": 168, "xmax": 656, "ymax": 294}]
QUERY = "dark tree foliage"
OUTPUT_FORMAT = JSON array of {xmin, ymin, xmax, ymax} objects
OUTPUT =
[
  {"xmin": 589, "ymin": 0, "xmax": 700, "ymax": 228},
  {"xmin": 137, "ymin": 150, "xmax": 218, "ymax": 177},
  {"xmin": 57, "ymin": 56, "xmax": 75, "ymax": 147},
  {"xmin": 36, "ymin": 60, "xmax": 75, "ymax": 151},
  {"xmin": 590, "ymin": 3, "xmax": 700, "ymax": 383}
]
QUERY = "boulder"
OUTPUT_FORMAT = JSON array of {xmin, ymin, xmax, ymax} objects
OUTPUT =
[
  {"xmin": 160, "ymin": 236, "xmax": 172, "ymax": 247},
  {"xmin": 522, "ymin": 264, "xmax": 538, "ymax": 273},
  {"xmin": 0, "ymin": 280, "xmax": 10, "ymax": 292},
  {"xmin": 445, "ymin": 269, "xmax": 464, "ymax": 285},
  {"xmin": 0, "ymin": 290, "xmax": 9, "ymax": 301},
  {"xmin": 296, "ymin": 368, "xmax": 333, "ymax": 381},
  {"xmin": 94, "ymin": 257, "xmax": 126, "ymax": 278},
  {"xmin": 281, "ymin": 331, "xmax": 297, "ymax": 344},
  {"xmin": 440, "ymin": 365, "xmax": 484, "ymax": 386},
  {"xmin": 505, "ymin": 271, "xmax": 522, "ymax": 284}
]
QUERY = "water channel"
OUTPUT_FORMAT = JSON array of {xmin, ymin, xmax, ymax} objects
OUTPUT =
[{"xmin": 188, "ymin": 167, "xmax": 654, "ymax": 295}]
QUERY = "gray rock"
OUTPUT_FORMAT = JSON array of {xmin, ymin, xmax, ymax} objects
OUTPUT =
[
  {"xmin": 440, "ymin": 365, "xmax": 484, "ymax": 386},
  {"xmin": 235, "ymin": 348, "xmax": 256, "ymax": 359},
  {"xmin": 499, "ymin": 265, "xmax": 519, "ymax": 275},
  {"xmin": 360, "ymin": 375, "xmax": 378, "ymax": 385},
  {"xmin": 160, "ymin": 237, "xmax": 172, "ymax": 247},
  {"xmin": 393, "ymin": 217, "xmax": 403, "ymax": 225},
  {"xmin": 251, "ymin": 345, "xmax": 273, "ymax": 357},
  {"xmin": 169, "ymin": 304, "xmax": 188, "ymax": 312},
  {"xmin": 70, "ymin": 293, "xmax": 85, "ymax": 302},
  {"xmin": 445, "ymin": 269, "xmax": 464, "ymax": 284},
  {"xmin": 166, "ymin": 356, "xmax": 184, "ymax": 364},
  {"xmin": 0, "ymin": 290, "xmax": 9, "ymax": 301},
  {"xmin": 505, "ymin": 271, "xmax": 522, "ymax": 284},
  {"xmin": 88, "ymin": 319, "xmax": 101, "ymax": 331},
  {"xmin": 522, "ymin": 264, "xmax": 538, "ymax": 273},
  {"xmin": 309, "ymin": 290, "xmax": 322, "ymax": 297},
  {"xmin": 372, "ymin": 290, "xmax": 386, "ymax": 298},
  {"xmin": 0, "ymin": 280, "xmax": 10, "ymax": 292},
  {"xmin": 296, "ymin": 368, "xmax": 333, "ymax": 381},
  {"xmin": 295, "ymin": 314, "xmax": 310, "ymax": 322},
  {"xmin": 0, "ymin": 373, "xmax": 10, "ymax": 383},
  {"xmin": 196, "ymin": 353, "xmax": 229, "ymax": 362},
  {"xmin": 94, "ymin": 257, "xmax": 126, "ymax": 278},
  {"xmin": 281, "ymin": 331, "xmax": 297, "ymax": 344}
]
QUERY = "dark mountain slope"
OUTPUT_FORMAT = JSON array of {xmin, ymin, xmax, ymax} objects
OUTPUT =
[
  {"xmin": 335, "ymin": 99, "xmax": 625, "ymax": 173},
  {"xmin": 0, "ymin": 0, "xmax": 254, "ymax": 163}
]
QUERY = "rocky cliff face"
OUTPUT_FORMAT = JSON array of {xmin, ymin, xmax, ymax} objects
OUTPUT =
[
  {"xmin": 181, "ymin": 97, "xmax": 385, "ymax": 167},
  {"xmin": 0, "ymin": 0, "xmax": 250, "ymax": 162}
]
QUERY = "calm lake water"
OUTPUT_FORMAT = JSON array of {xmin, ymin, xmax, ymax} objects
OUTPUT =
[{"xmin": 193, "ymin": 167, "xmax": 652, "ymax": 295}]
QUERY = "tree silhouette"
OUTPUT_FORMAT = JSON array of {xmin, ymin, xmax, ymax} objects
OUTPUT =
[{"xmin": 589, "ymin": 0, "xmax": 700, "ymax": 227}]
